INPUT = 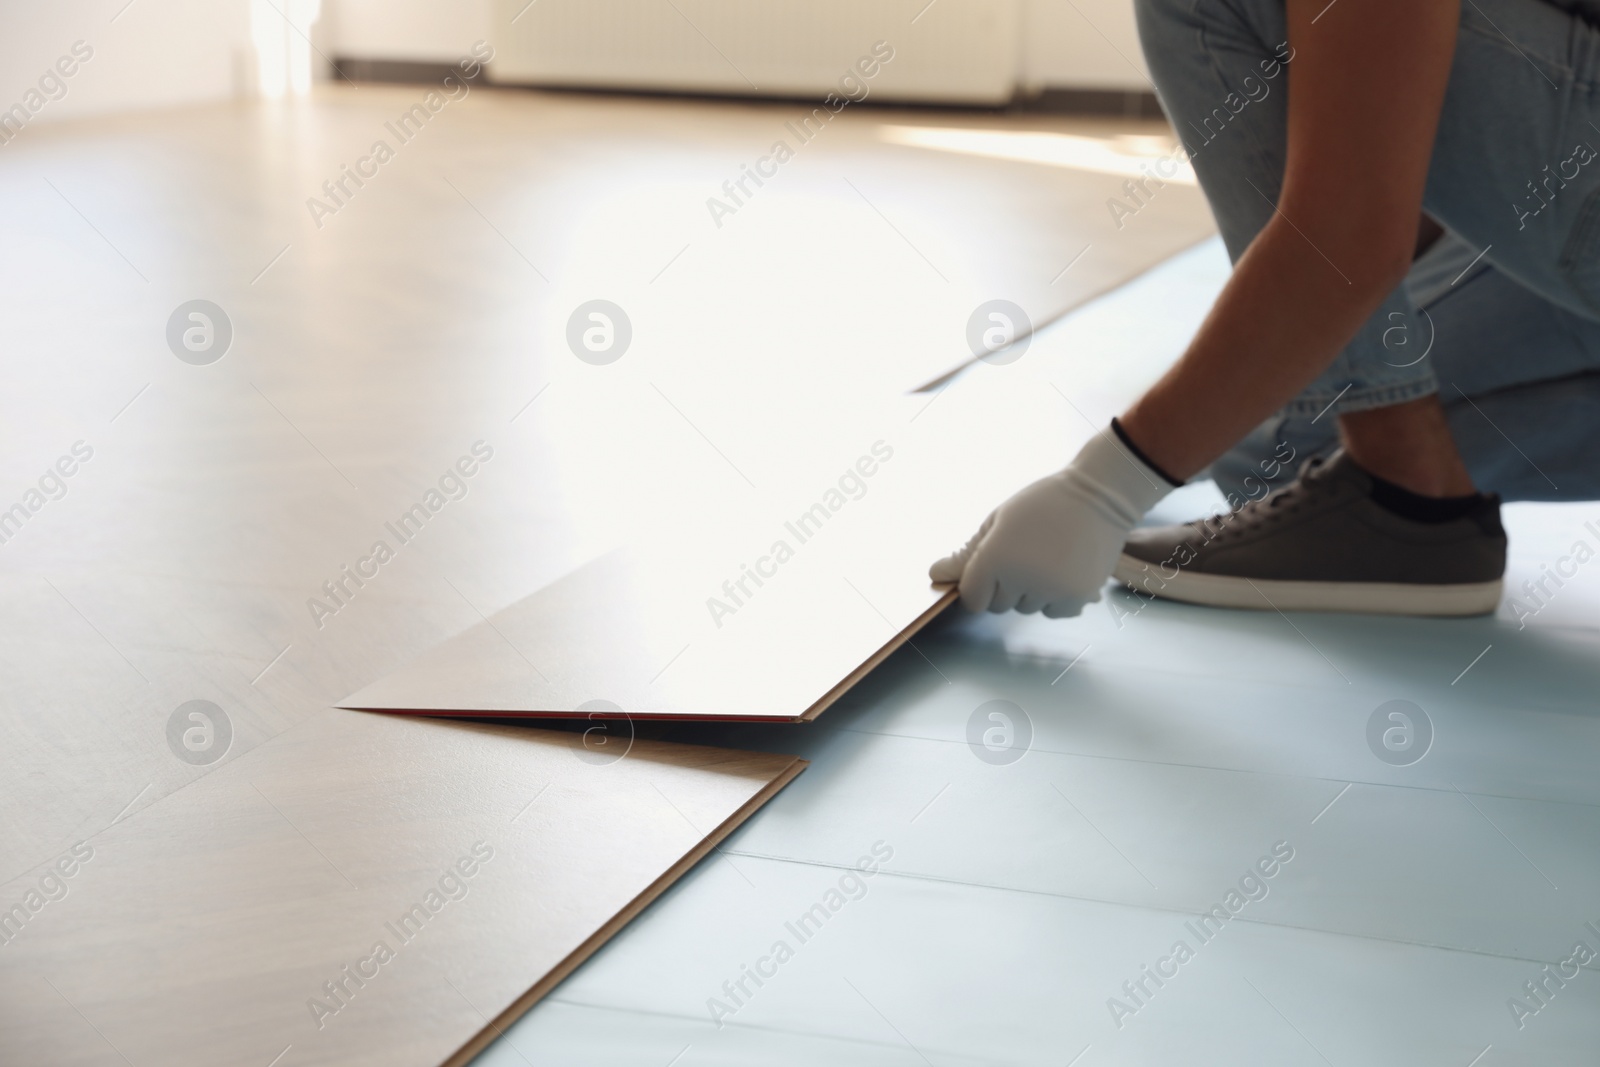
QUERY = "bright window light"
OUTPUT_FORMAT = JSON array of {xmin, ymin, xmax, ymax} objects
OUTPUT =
[
  {"xmin": 878, "ymin": 125, "xmax": 1197, "ymax": 185},
  {"xmin": 251, "ymin": 0, "xmax": 322, "ymax": 99}
]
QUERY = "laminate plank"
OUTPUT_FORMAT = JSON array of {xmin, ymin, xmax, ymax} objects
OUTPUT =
[
  {"xmin": 0, "ymin": 709, "xmax": 804, "ymax": 1067},
  {"xmin": 337, "ymin": 237, "xmax": 1231, "ymax": 722},
  {"xmin": 336, "ymin": 382, "xmax": 1070, "ymax": 721}
]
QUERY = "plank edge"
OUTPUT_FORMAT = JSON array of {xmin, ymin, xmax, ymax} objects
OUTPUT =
[{"xmin": 436, "ymin": 756, "xmax": 809, "ymax": 1067}]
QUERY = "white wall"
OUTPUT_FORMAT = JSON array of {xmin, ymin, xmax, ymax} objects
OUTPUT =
[
  {"xmin": 0, "ymin": 0, "xmax": 1149, "ymax": 137},
  {"xmin": 0, "ymin": 0, "xmax": 252, "ymax": 131},
  {"xmin": 323, "ymin": 0, "xmax": 1150, "ymax": 92},
  {"xmin": 326, "ymin": 0, "xmax": 492, "ymax": 61},
  {"xmin": 488, "ymin": 0, "xmax": 1022, "ymax": 106},
  {"xmin": 1021, "ymin": 0, "xmax": 1149, "ymax": 92}
]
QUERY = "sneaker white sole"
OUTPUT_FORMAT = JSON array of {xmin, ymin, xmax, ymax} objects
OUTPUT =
[{"xmin": 1113, "ymin": 554, "xmax": 1503, "ymax": 617}]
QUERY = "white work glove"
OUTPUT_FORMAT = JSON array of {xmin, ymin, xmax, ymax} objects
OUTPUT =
[{"xmin": 929, "ymin": 428, "xmax": 1174, "ymax": 616}]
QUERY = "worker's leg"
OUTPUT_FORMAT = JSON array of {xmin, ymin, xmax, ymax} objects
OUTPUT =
[
  {"xmin": 1212, "ymin": 230, "xmax": 1600, "ymax": 502},
  {"xmin": 1133, "ymin": 0, "xmax": 1438, "ymax": 426},
  {"xmin": 1118, "ymin": 0, "xmax": 1600, "ymax": 613},
  {"xmin": 1137, "ymin": 0, "xmax": 1600, "ymax": 495}
]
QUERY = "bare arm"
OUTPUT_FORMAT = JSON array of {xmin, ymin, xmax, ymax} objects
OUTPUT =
[{"xmin": 1120, "ymin": 0, "xmax": 1459, "ymax": 479}]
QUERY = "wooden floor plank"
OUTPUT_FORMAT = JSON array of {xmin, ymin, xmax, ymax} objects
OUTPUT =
[{"xmin": 0, "ymin": 709, "xmax": 803, "ymax": 1067}]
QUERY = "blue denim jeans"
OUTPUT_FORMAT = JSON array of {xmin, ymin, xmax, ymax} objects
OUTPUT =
[{"xmin": 1137, "ymin": 0, "xmax": 1600, "ymax": 500}]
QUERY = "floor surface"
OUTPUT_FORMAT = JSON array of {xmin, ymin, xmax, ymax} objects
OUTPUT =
[
  {"xmin": 0, "ymin": 83, "xmax": 1207, "ymax": 893},
  {"xmin": 0, "ymin": 713, "xmax": 804, "ymax": 1067},
  {"xmin": 0, "ymin": 84, "xmax": 1213, "ymax": 1065},
  {"xmin": 470, "ymin": 242, "xmax": 1600, "ymax": 1066},
  {"xmin": 7, "ymin": 80, "xmax": 1595, "ymax": 1067}
]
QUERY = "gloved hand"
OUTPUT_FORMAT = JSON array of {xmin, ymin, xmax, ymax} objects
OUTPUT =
[{"xmin": 930, "ymin": 428, "xmax": 1175, "ymax": 616}]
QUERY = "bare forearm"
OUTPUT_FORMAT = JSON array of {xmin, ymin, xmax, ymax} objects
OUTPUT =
[
  {"xmin": 1120, "ymin": 214, "xmax": 1408, "ymax": 481},
  {"xmin": 1121, "ymin": 0, "xmax": 1457, "ymax": 483}
]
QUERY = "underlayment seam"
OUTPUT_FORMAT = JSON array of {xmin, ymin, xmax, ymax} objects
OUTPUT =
[
  {"xmin": 540, "ymin": 994, "xmax": 997, "ymax": 1063},
  {"xmin": 709, "ymin": 849, "xmax": 1571, "ymax": 968},
  {"xmin": 816, "ymin": 723, "xmax": 1600, "ymax": 812}
]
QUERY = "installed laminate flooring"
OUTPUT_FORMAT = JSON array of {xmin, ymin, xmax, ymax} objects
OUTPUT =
[
  {"xmin": 0, "ymin": 710, "xmax": 803, "ymax": 1067},
  {"xmin": 0, "ymin": 85, "xmax": 1211, "ymax": 867},
  {"xmin": 0, "ymin": 84, "xmax": 1211, "ymax": 1066}
]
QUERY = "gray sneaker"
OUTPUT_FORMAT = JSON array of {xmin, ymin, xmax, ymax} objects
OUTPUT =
[{"xmin": 1114, "ymin": 451, "xmax": 1506, "ymax": 616}]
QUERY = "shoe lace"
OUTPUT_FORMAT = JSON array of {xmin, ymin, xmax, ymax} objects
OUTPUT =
[{"xmin": 1198, "ymin": 454, "xmax": 1327, "ymax": 539}]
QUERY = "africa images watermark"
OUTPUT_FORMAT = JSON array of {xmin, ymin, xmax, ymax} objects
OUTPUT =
[
  {"xmin": 166, "ymin": 699, "xmax": 234, "ymax": 766},
  {"xmin": 1366, "ymin": 699, "xmax": 1433, "ymax": 766},
  {"xmin": 0, "ymin": 40, "xmax": 94, "ymax": 148},
  {"xmin": 306, "ymin": 841, "xmax": 495, "ymax": 1030},
  {"xmin": 1111, "ymin": 439, "xmax": 1298, "ymax": 627},
  {"xmin": 1106, "ymin": 40, "xmax": 1293, "ymax": 230},
  {"xmin": 705, "ymin": 840, "xmax": 895, "ymax": 1028},
  {"xmin": 305, "ymin": 41, "xmax": 494, "ymax": 229},
  {"xmin": 1106, "ymin": 840, "xmax": 1296, "ymax": 1029},
  {"xmin": 1503, "ymin": 518, "xmax": 1600, "ymax": 628},
  {"xmin": 1507, "ymin": 918, "xmax": 1600, "ymax": 1030},
  {"xmin": 705, "ymin": 40, "xmax": 896, "ymax": 229},
  {"xmin": 0, "ymin": 440, "xmax": 95, "ymax": 548},
  {"xmin": 0, "ymin": 842, "xmax": 95, "ymax": 950},
  {"xmin": 705, "ymin": 440, "xmax": 894, "ymax": 628},
  {"xmin": 307, "ymin": 440, "xmax": 494, "ymax": 628},
  {"xmin": 167, "ymin": 299, "xmax": 233, "ymax": 365},
  {"xmin": 1513, "ymin": 141, "xmax": 1597, "ymax": 231},
  {"xmin": 967, "ymin": 699, "xmax": 1033, "ymax": 766}
]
